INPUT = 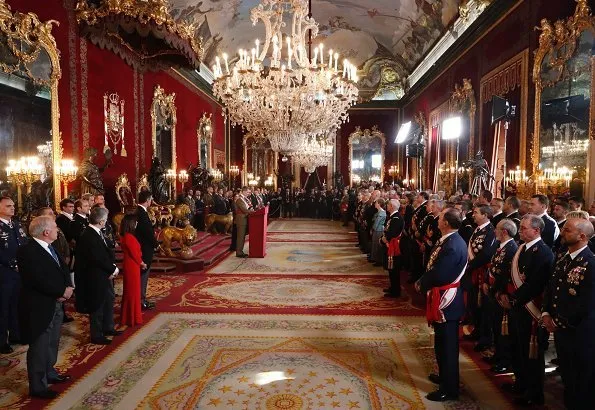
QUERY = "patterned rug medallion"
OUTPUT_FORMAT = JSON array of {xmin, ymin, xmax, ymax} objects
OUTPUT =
[
  {"xmin": 209, "ymin": 243, "xmax": 383, "ymax": 275},
  {"xmin": 48, "ymin": 314, "xmax": 509, "ymax": 410},
  {"xmin": 174, "ymin": 275, "xmax": 422, "ymax": 315}
]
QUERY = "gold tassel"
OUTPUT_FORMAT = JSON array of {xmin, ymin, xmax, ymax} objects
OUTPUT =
[
  {"xmin": 120, "ymin": 144, "xmax": 127, "ymax": 157},
  {"xmin": 477, "ymin": 285, "xmax": 482, "ymax": 307},
  {"xmin": 388, "ymin": 256, "xmax": 393, "ymax": 270},
  {"xmin": 529, "ymin": 335, "xmax": 538, "ymax": 359},
  {"xmin": 501, "ymin": 313, "xmax": 509, "ymax": 336}
]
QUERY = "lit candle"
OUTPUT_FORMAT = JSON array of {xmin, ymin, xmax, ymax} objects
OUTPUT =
[
  {"xmin": 288, "ymin": 47, "xmax": 292, "ymax": 69},
  {"xmin": 328, "ymin": 49, "xmax": 333, "ymax": 67},
  {"xmin": 223, "ymin": 53, "xmax": 229, "ymax": 74},
  {"xmin": 319, "ymin": 43, "xmax": 324, "ymax": 65},
  {"xmin": 334, "ymin": 52, "xmax": 338, "ymax": 71},
  {"xmin": 255, "ymin": 39, "xmax": 260, "ymax": 59},
  {"xmin": 343, "ymin": 59, "xmax": 347, "ymax": 77},
  {"xmin": 313, "ymin": 47, "xmax": 318, "ymax": 66}
]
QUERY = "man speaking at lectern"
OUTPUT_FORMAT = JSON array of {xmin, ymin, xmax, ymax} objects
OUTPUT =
[{"xmin": 234, "ymin": 187, "xmax": 255, "ymax": 258}]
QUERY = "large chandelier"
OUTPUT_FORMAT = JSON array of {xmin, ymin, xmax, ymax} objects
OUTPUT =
[
  {"xmin": 292, "ymin": 138, "xmax": 334, "ymax": 174},
  {"xmin": 212, "ymin": 0, "xmax": 358, "ymax": 154}
]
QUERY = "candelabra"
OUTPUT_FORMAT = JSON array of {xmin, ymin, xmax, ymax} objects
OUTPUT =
[
  {"xmin": 166, "ymin": 169, "xmax": 177, "ymax": 201},
  {"xmin": 6, "ymin": 156, "xmax": 44, "ymax": 213},
  {"xmin": 388, "ymin": 165, "xmax": 399, "ymax": 185},
  {"xmin": 535, "ymin": 163, "xmax": 574, "ymax": 196},
  {"xmin": 211, "ymin": 168, "xmax": 223, "ymax": 183},
  {"xmin": 264, "ymin": 175, "xmax": 274, "ymax": 188},
  {"xmin": 229, "ymin": 165, "xmax": 240, "ymax": 189},
  {"xmin": 57, "ymin": 159, "xmax": 78, "ymax": 199},
  {"xmin": 248, "ymin": 175, "xmax": 260, "ymax": 187},
  {"xmin": 178, "ymin": 170, "xmax": 189, "ymax": 190}
]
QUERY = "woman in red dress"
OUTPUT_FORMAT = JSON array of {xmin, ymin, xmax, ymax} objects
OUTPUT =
[{"xmin": 119, "ymin": 214, "xmax": 146, "ymax": 327}]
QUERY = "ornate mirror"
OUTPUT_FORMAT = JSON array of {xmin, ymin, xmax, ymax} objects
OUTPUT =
[
  {"xmin": 533, "ymin": 0, "xmax": 595, "ymax": 200},
  {"xmin": 151, "ymin": 85, "xmax": 176, "ymax": 170},
  {"xmin": 0, "ymin": 1, "xmax": 62, "ymax": 211},
  {"xmin": 197, "ymin": 112, "xmax": 212, "ymax": 169},
  {"xmin": 243, "ymin": 133, "xmax": 276, "ymax": 186},
  {"xmin": 348, "ymin": 126, "xmax": 386, "ymax": 185}
]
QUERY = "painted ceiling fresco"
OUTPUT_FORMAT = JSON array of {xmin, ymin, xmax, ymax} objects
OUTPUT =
[{"xmin": 168, "ymin": 0, "xmax": 462, "ymax": 100}]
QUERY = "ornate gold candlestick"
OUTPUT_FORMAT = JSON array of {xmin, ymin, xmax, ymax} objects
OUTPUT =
[{"xmin": 58, "ymin": 159, "xmax": 78, "ymax": 199}]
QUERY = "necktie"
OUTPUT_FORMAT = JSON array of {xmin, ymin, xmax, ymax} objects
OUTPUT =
[{"xmin": 48, "ymin": 245, "xmax": 59, "ymax": 263}]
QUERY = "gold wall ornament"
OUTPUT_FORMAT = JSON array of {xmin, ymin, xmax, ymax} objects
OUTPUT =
[
  {"xmin": 75, "ymin": 0, "xmax": 203, "ymax": 71},
  {"xmin": 151, "ymin": 84, "xmax": 177, "ymax": 170},
  {"xmin": 348, "ymin": 125, "xmax": 386, "ymax": 185},
  {"xmin": 103, "ymin": 92, "xmax": 126, "ymax": 156},
  {"xmin": 0, "ymin": 0, "xmax": 62, "ymax": 209},
  {"xmin": 197, "ymin": 113, "xmax": 213, "ymax": 168},
  {"xmin": 532, "ymin": 0, "xmax": 595, "ymax": 203}
]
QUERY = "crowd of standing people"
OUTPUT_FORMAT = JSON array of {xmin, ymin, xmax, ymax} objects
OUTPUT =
[{"xmin": 350, "ymin": 184, "xmax": 595, "ymax": 407}]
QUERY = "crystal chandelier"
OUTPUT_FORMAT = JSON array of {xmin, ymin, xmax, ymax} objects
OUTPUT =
[
  {"xmin": 292, "ymin": 138, "xmax": 334, "ymax": 174},
  {"xmin": 212, "ymin": 0, "xmax": 359, "ymax": 154}
]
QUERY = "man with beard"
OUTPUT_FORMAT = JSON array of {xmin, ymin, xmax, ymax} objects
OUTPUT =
[
  {"xmin": 529, "ymin": 194, "xmax": 559, "ymax": 249},
  {"xmin": 542, "ymin": 218, "xmax": 595, "ymax": 409}
]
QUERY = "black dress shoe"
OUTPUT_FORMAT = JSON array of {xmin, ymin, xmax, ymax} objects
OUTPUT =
[
  {"xmin": 473, "ymin": 343, "xmax": 491, "ymax": 352},
  {"xmin": 90, "ymin": 337, "xmax": 112, "ymax": 345},
  {"xmin": 236, "ymin": 253, "xmax": 248, "ymax": 258},
  {"xmin": 63, "ymin": 315, "xmax": 74, "ymax": 323},
  {"xmin": 463, "ymin": 332, "xmax": 479, "ymax": 341},
  {"xmin": 426, "ymin": 390, "xmax": 458, "ymax": 402},
  {"xmin": 30, "ymin": 389, "xmax": 59, "ymax": 399},
  {"xmin": 145, "ymin": 300, "xmax": 156, "ymax": 308},
  {"xmin": 501, "ymin": 382, "xmax": 523, "ymax": 394},
  {"xmin": 514, "ymin": 397, "xmax": 544, "ymax": 406},
  {"xmin": 0, "ymin": 344, "xmax": 13, "ymax": 354},
  {"xmin": 491, "ymin": 365, "xmax": 510, "ymax": 374},
  {"xmin": 104, "ymin": 329, "xmax": 124, "ymax": 336},
  {"xmin": 482, "ymin": 356, "xmax": 497, "ymax": 364},
  {"xmin": 428, "ymin": 373, "xmax": 441, "ymax": 384},
  {"xmin": 383, "ymin": 288, "xmax": 392, "ymax": 293},
  {"xmin": 141, "ymin": 302, "xmax": 155, "ymax": 311},
  {"xmin": 48, "ymin": 374, "xmax": 72, "ymax": 384}
]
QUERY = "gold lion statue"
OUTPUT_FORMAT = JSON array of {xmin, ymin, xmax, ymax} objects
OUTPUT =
[
  {"xmin": 205, "ymin": 212, "xmax": 233, "ymax": 234},
  {"xmin": 171, "ymin": 204, "xmax": 191, "ymax": 226},
  {"xmin": 158, "ymin": 224, "xmax": 197, "ymax": 258}
]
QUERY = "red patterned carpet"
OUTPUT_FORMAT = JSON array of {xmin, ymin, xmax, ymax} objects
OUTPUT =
[{"xmin": 0, "ymin": 220, "xmax": 564, "ymax": 409}]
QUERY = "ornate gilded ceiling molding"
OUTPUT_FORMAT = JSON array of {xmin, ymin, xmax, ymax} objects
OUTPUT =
[{"xmin": 75, "ymin": 0, "xmax": 203, "ymax": 71}]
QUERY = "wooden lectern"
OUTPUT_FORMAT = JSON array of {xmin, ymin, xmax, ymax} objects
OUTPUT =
[{"xmin": 248, "ymin": 205, "xmax": 268, "ymax": 258}]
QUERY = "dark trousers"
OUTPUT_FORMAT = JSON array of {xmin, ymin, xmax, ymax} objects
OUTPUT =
[
  {"xmin": 90, "ymin": 282, "xmax": 115, "ymax": 340},
  {"xmin": 229, "ymin": 223, "xmax": 237, "ymax": 251},
  {"xmin": 478, "ymin": 292, "xmax": 494, "ymax": 346},
  {"xmin": 387, "ymin": 256, "xmax": 402, "ymax": 296},
  {"xmin": 510, "ymin": 307, "xmax": 545, "ymax": 401},
  {"xmin": 27, "ymin": 302, "xmax": 63, "ymax": 394},
  {"xmin": 140, "ymin": 263, "xmax": 152, "ymax": 304},
  {"xmin": 0, "ymin": 276, "xmax": 20, "ymax": 346},
  {"xmin": 555, "ymin": 326, "xmax": 595, "ymax": 410},
  {"xmin": 491, "ymin": 301, "xmax": 511, "ymax": 366},
  {"xmin": 434, "ymin": 320, "xmax": 460, "ymax": 396},
  {"xmin": 410, "ymin": 241, "xmax": 424, "ymax": 280}
]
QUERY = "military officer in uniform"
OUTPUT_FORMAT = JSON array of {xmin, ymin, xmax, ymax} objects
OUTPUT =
[
  {"xmin": 542, "ymin": 218, "xmax": 595, "ymax": 410},
  {"xmin": 485, "ymin": 219, "xmax": 518, "ymax": 374},
  {"xmin": 499, "ymin": 214, "xmax": 554, "ymax": 406},
  {"xmin": 464, "ymin": 205, "xmax": 497, "ymax": 347},
  {"xmin": 234, "ymin": 187, "xmax": 254, "ymax": 257},
  {"xmin": 415, "ymin": 208, "xmax": 468, "ymax": 402},
  {"xmin": 381, "ymin": 199, "xmax": 404, "ymax": 298},
  {"xmin": 409, "ymin": 192, "xmax": 429, "ymax": 283},
  {"xmin": 0, "ymin": 197, "xmax": 28, "ymax": 354}
]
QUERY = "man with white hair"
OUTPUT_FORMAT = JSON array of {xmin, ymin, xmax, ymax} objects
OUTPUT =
[
  {"xmin": 17, "ymin": 216, "xmax": 74, "ymax": 399},
  {"xmin": 381, "ymin": 199, "xmax": 404, "ymax": 298}
]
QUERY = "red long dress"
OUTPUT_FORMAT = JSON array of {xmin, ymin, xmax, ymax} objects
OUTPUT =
[{"xmin": 120, "ymin": 233, "xmax": 143, "ymax": 326}]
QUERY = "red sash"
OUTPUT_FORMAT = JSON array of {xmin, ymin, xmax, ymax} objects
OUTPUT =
[
  {"xmin": 387, "ymin": 235, "xmax": 401, "ymax": 257},
  {"xmin": 426, "ymin": 282, "xmax": 461, "ymax": 325}
]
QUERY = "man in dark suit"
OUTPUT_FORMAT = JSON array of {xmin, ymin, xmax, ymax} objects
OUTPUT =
[
  {"xmin": 490, "ymin": 198, "xmax": 505, "ymax": 227},
  {"xmin": 499, "ymin": 214, "xmax": 554, "ymax": 406},
  {"xmin": 70, "ymin": 199, "xmax": 90, "ymax": 242},
  {"xmin": 409, "ymin": 192, "xmax": 429, "ymax": 283},
  {"xmin": 485, "ymin": 219, "xmax": 518, "ymax": 374},
  {"xmin": 415, "ymin": 208, "xmax": 468, "ymax": 402},
  {"xmin": 55, "ymin": 198, "xmax": 75, "ymax": 243},
  {"xmin": 234, "ymin": 187, "xmax": 254, "ymax": 257},
  {"xmin": 0, "ymin": 197, "xmax": 28, "ymax": 354},
  {"xmin": 17, "ymin": 216, "xmax": 74, "ymax": 399},
  {"xmin": 456, "ymin": 200, "xmax": 475, "ymax": 243},
  {"xmin": 381, "ymin": 199, "xmax": 404, "ymax": 298},
  {"xmin": 529, "ymin": 194, "xmax": 559, "ymax": 248},
  {"xmin": 74, "ymin": 207, "xmax": 122, "ymax": 345},
  {"xmin": 542, "ymin": 218, "xmax": 594, "ymax": 410},
  {"xmin": 552, "ymin": 200, "xmax": 569, "ymax": 255},
  {"xmin": 135, "ymin": 190, "xmax": 158, "ymax": 310},
  {"xmin": 503, "ymin": 196, "xmax": 522, "ymax": 239}
]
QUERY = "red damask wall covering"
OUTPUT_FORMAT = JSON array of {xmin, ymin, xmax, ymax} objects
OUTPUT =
[{"xmin": 10, "ymin": 0, "xmax": 224, "ymax": 210}]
